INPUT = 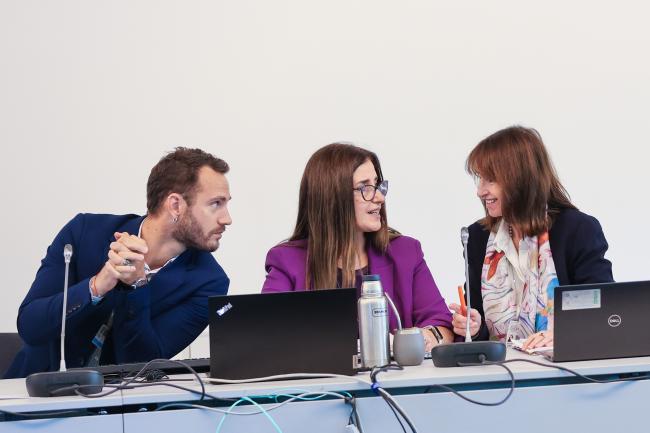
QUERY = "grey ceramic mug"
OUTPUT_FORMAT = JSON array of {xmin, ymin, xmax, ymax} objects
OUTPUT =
[{"xmin": 393, "ymin": 327, "xmax": 425, "ymax": 366}]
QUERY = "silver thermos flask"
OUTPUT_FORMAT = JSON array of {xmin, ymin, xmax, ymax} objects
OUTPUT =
[{"xmin": 358, "ymin": 274, "xmax": 390, "ymax": 368}]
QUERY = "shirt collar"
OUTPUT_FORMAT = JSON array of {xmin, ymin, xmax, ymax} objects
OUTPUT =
[
  {"xmin": 138, "ymin": 217, "xmax": 178, "ymax": 277},
  {"xmin": 493, "ymin": 219, "xmax": 512, "ymax": 253}
]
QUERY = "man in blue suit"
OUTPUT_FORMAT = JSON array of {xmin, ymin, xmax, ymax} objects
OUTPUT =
[{"xmin": 5, "ymin": 148, "xmax": 232, "ymax": 378}]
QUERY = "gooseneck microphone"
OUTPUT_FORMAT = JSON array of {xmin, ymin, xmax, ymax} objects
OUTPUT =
[
  {"xmin": 60, "ymin": 244, "xmax": 73, "ymax": 371},
  {"xmin": 25, "ymin": 244, "xmax": 104, "ymax": 397},
  {"xmin": 430, "ymin": 227, "xmax": 506, "ymax": 367},
  {"xmin": 461, "ymin": 227, "xmax": 472, "ymax": 342}
]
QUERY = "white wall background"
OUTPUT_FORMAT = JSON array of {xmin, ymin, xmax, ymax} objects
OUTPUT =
[{"xmin": 1, "ymin": 1, "xmax": 649, "ymax": 345}]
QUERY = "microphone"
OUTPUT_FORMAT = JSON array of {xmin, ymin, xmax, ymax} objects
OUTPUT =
[
  {"xmin": 25, "ymin": 244, "xmax": 104, "ymax": 397},
  {"xmin": 430, "ymin": 227, "xmax": 506, "ymax": 367},
  {"xmin": 461, "ymin": 227, "xmax": 471, "ymax": 342},
  {"xmin": 60, "ymin": 244, "xmax": 72, "ymax": 371}
]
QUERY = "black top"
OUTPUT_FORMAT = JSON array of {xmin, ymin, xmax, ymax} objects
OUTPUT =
[
  {"xmin": 336, "ymin": 266, "xmax": 369, "ymax": 291},
  {"xmin": 465, "ymin": 208, "xmax": 614, "ymax": 341}
]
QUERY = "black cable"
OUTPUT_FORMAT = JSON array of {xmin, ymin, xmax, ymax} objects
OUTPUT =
[
  {"xmin": 0, "ymin": 360, "xmax": 204, "ymax": 419},
  {"xmin": 351, "ymin": 397, "xmax": 364, "ymax": 433},
  {"xmin": 369, "ymin": 363, "xmax": 403, "ymax": 383},
  {"xmin": 0, "ymin": 360, "xmax": 203, "ymax": 419},
  {"xmin": 346, "ymin": 396, "xmax": 365, "ymax": 433},
  {"xmin": 57, "ymin": 359, "xmax": 230, "ymax": 402},
  {"xmin": 376, "ymin": 388, "xmax": 418, "ymax": 433},
  {"xmin": 0, "ymin": 408, "xmax": 87, "ymax": 419},
  {"xmin": 423, "ymin": 355, "xmax": 650, "ymax": 408},
  {"xmin": 492, "ymin": 358, "xmax": 650, "ymax": 384},
  {"xmin": 370, "ymin": 363, "xmax": 417, "ymax": 433},
  {"xmin": 382, "ymin": 394, "xmax": 407, "ymax": 433},
  {"xmin": 73, "ymin": 381, "xmax": 227, "ymax": 401},
  {"xmin": 424, "ymin": 361, "xmax": 516, "ymax": 407}
]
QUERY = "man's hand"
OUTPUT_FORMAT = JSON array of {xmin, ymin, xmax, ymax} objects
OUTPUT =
[{"xmin": 93, "ymin": 232, "xmax": 149, "ymax": 296}]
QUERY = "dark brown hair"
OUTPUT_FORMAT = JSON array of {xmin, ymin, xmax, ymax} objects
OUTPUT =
[
  {"xmin": 147, "ymin": 147, "xmax": 229, "ymax": 215},
  {"xmin": 466, "ymin": 126, "xmax": 576, "ymax": 236},
  {"xmin": 289, "ymin": 143, "xmax": 397, "ymax": 290}
]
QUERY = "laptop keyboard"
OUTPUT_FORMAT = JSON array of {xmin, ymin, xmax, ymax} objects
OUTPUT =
[
  {"xmin": 79, "ymin": 357, "xmax": 211, "ymax": 378},
  {"xmin": 81, "ymin": 351, "xmax": 432, "ymax": 379}
]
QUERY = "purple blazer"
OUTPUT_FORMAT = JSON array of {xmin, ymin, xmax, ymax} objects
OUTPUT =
[{"xmin": 262, "ymin": 236, "xmax": 452, "ymax": 332}]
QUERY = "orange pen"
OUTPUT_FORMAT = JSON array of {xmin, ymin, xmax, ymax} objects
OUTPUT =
[{"xmin": 457, "ymin": 285, "xmax": 468, "ymax": 316}]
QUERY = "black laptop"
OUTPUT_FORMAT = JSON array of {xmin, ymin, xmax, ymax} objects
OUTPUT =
[
  {"xmin": 208, "ymin": 289, "xmax": 358, "ymax": 379},
  {"xmin": 551, "ymin": 280, "xmax": 650, "ymax": 362}
]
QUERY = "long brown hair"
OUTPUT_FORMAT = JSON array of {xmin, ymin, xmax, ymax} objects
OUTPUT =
[
  {"xmin": 289, "ymin": 143, "xmax": 395, "ymax": 290},
  {"xmin": 466, "ymin": 126, "xmax": 576, "ymax": 236}
]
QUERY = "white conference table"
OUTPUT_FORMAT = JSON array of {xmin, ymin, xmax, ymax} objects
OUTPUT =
[{"xmin": 2, "ymin": 350, "xmax": 650, "ymax": 432}]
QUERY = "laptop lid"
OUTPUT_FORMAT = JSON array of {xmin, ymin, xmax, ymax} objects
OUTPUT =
[
  {"xmin": 208, "ymin": 289, "xmax": 358, "ymax": 379},
  {"xmin": 553, "ymin": 280, "xmax": 650, "ymax": 362}
]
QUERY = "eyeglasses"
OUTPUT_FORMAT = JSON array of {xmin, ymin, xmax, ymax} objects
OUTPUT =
[
  {"xmin": 473, "ymin": 174, "xmax": 496, "ymax": 188},
  {"xmin": 353, "ymin": 180, "xmax": 388, "ymax": 201}
]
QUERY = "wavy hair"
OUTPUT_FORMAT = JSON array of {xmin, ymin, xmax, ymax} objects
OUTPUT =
[{"xmin": 466, "ymin": 126, "xmax": 576, "ymax": 236}]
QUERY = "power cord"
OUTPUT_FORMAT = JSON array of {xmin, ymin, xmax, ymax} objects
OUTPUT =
[
  {"xmin": 423, "ymin": 356, "xmax": 516, "ymax": 406},
  {"xmin": 346, "ymin": 395, "xmax": 363, "ymax": 433},
  {"xmin": 423, "ymin": 355, "xmax": 650, "ymax": 408},
  {"xmin": 59, "ymin": 359, "xmax": 231, "ymax": 402},
  {"xmin": 0, "ymin": 407, "xmax": 88, "ymax": 420},
  {"xmin": 490, "ymin": 358, "xmax": 650, "ymax": 384},
  {"xmin": 153, "ymin": 390, "xmax": 358, "ymax": 433},
  {"xmin": 369, "ymin": 363, "xmax": 419, "ymax": 433},
  {"xmin": 0, "ymin": 360, "xmax": 233, "ymax": 419}
]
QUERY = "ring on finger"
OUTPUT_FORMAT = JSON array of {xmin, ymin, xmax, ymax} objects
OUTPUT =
[{"xmin": 121, "ymin": 259, "xmax": 133, "ymax": 267}]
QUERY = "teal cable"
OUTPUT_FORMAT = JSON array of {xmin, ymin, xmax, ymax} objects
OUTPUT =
[{"xmin": 216, "ymin": 396, "xmax": 283, "ymax": 433}]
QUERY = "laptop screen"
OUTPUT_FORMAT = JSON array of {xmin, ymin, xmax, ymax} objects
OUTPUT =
[
  {"xmin": 553, "ymin": 280, "xmax": 650, "ymax": 362},
  {"xmin": 208, "ymin": 289, "xmax": 358, "ymax": 379}
]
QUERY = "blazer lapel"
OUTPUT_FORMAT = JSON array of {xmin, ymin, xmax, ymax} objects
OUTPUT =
[
  {"xmin": 146, "ymin": 251, "xmax": 189, "ymax": 311},
  {"xmin": 368, "ymin": 247, "xmax": 395, "ymax": 299},
  {"xmin": 368, "ymin": 246, "xmax": 401, "ymax": 330}
]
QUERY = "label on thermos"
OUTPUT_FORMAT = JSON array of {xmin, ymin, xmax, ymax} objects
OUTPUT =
[{"xmin": 372, "ymin": 307, "xmax": 388, "ymax": 317}]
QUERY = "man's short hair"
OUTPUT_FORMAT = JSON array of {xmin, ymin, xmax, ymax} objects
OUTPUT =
[{"xmin": 147, "ymin": 147, "xmax": 229, "ymax": 215}]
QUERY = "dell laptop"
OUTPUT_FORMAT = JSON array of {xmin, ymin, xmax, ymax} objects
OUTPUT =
[
  {"xmin": 551, "ymin": 280, "xmax": 650, "ymax": 362},
  {"xmin": 208, "ymin": 288, "xmax": 358, "ymax": 379}
]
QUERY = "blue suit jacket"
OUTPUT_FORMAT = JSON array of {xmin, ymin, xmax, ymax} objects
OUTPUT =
[
  {"xmin": 5, "ymin": 213, "xmax": 229, "ymax": 378},
  {"xmin": 466, "ymin": 208, "xmax": 614, "ymax": 341}
]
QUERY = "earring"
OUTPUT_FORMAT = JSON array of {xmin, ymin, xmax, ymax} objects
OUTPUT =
[{"xmin": 172, "ymin": 216, "xmax": 178, "ymax": 223}]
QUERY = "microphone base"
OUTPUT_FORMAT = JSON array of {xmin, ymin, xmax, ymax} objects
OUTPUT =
[
  {"xmin": 430, "ymin": 341, "xmax": 506, "ymax": 367},
  {"xmin": 26, "ymin": 369, "xmax": 104, "ymax": 397}
]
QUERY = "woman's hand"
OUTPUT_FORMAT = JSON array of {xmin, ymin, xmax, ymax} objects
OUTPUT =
[
  {"xmin": 522, "ymin": 330, "xmax": 553, "ymax": 350},
  {"xmin": 449, "ymin": 303, "xmax": 482, "ymax": 338},
  {"xmin": 422, "ymin": 328, "xmax": 438, "ymax": 352}
]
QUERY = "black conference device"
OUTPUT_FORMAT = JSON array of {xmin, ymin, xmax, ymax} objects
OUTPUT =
[
  {"xmin": 25, "ymin": 244, "xmax": 104, "ymax": 397},
  {"xmin": 431, "ymin": 340, "xmax": 506, "ymax": 367},
  {"xmin": 431, "ymin": 227, "xmax": 506, "ymax": 367},
  {"xmin": 26, "ymin": 369, "xmax": 104, "ymax": 397}
]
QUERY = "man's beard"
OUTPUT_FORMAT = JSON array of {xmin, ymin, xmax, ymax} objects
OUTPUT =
[{"xmin": 172, "ymin": 213, "xmax": 219, "ymax": 252}]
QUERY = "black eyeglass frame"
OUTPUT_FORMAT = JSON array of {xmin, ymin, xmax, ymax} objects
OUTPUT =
[{"xmin": 353, "ymin": 180, "xmax": 389, "ymax": 201}]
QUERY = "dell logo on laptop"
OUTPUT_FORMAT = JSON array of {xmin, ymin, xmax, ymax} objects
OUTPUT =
[{"xmin": 608, "ymin": 314, "xmax": 622, "ymax": 327}]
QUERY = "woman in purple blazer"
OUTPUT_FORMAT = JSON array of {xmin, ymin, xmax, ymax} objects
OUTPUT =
[{"xmin": 262, "ymin": 143, "xmax": 453, "ymax": 350}]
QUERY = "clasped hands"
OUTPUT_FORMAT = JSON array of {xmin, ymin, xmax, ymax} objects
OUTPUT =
[
  {"xmin": 449, "ymin": 303, "xmax": 553, "ymax": 350},
  {"xmin": 92, "ymin": 232, "xmax": 149, "ymax": 297}
]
